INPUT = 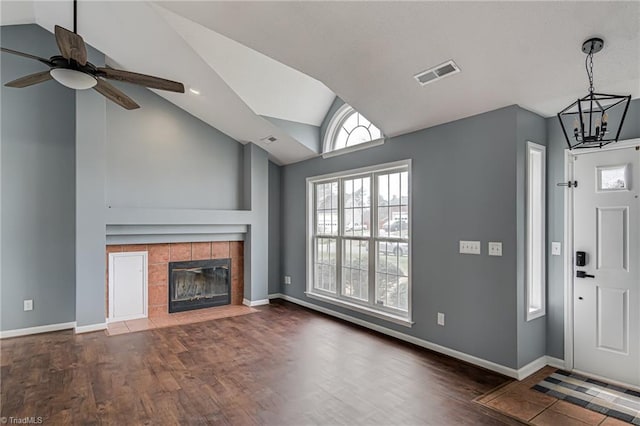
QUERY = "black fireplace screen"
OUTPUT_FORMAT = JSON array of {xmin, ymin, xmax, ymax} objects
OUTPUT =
[{"xmin": 168, "ymin": 259, "xmax": 230, "ymax": 313}]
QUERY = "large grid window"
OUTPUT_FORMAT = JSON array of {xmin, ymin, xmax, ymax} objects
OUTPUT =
[{"xmin": 307, "ymin": 161, "xmax": 411, "ymax": 324}]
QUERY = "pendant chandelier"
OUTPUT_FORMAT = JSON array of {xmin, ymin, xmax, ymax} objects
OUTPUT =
[{"xmin": 557, "ymin": 37, "xmax": 631, "ymax": 150}]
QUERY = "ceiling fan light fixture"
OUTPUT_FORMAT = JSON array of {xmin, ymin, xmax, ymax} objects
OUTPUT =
[
  {"xmin": 50, "ymin": 68, "xmax": 97, "ymax": 90},
  {"xmin": 2, "ymin": 3, "xmax": 183, "ymax": 109}
]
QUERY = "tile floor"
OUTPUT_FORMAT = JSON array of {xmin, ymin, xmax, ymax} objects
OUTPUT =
[
  {"xmin": 106, "ymin": 304, "xmax": 258, "ymax": 336},
  {"xmin": 475, "ymin": 366, "xmax": 630, "ymax": 425}
]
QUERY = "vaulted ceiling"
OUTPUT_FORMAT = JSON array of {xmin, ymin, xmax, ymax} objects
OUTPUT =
[{"xmin": 2, "ymin": 1, "xmax": 639, "ymax": 164}]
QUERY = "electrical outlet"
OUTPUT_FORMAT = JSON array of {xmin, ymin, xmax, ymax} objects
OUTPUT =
[
  {"xmin": 459, "ymin": 240, "xmax": 481, "ymax": 255},
  {"xmin": 488, "ymin": 242, "xmax": 502, "ymax": 256},
  {"xmin": 24, "ymin": 299, "xmax": 33, "ymax": 311},
  {"xmin": 284, "ymin": 275, "xmax": 291, "ymax": 285},
  {"xmin": 437, "ymin": 312, "xmax": 445, "ymax": 326}
]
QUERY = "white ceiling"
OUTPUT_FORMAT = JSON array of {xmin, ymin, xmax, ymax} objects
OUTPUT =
[
  {"xmin": 151, "ymin": 4, "xmax": 335, "ymax": 127},
  {"xmin": 2, "ymin": 1, "xmax": 639, "ymax": 164}
]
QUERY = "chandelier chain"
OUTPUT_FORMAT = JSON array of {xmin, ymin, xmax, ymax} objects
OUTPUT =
[{"xmin": 585, "ymin": 52, "xmax": 595, "ymax": 92}]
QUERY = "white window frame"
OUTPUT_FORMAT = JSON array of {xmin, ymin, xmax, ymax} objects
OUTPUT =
[
  {"xmin": 526, "ymin": 142, "xmax": 546, "ymax": 321},
  {"xmin": 306, "ymin": 160, "xmax": 413, "ymax": 327},
  {"xmin": 322, "ymin": 103, "xmax": 385, "ymax": 158}
]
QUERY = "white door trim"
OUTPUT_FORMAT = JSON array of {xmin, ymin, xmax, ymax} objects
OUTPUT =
[
  {"xmin": 563, "ymin": 137, "xmax": 640, "ymax": 372},
  {"xmin": 108, "ymin": 251, "xmax": 148, "ymax": 322}
]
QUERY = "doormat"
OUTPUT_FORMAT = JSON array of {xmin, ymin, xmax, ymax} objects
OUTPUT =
[{"xmin": 532, "ymin": 370, "xmax": 640, "ymax": 424}]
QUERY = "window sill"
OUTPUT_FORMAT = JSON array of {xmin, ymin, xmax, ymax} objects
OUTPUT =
[
  {"xmin": 305, "ymin": 291, "xmax": 413, "ymax": 327},
  {"xmin": 322, "ymin": 138, "xmax": 385, "ymax": 159},
  {"xmin": 526, "ymin": 309, "xmax": 546, "ymax": 322}
]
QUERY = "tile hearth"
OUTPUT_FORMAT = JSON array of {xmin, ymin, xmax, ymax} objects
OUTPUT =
[{"xmin": 106, "ymin": 304, "xmax": 258, "ymax": 336}]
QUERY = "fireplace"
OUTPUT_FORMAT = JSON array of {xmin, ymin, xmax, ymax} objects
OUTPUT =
[{"xmin": 168, "ymin": 259, "xmax": 231, "ymax": 313}]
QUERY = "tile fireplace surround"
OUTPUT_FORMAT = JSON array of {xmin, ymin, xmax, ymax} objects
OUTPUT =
[{"xmin": 106, "ymin": 241, "xmax": 244, "ymax": 319}]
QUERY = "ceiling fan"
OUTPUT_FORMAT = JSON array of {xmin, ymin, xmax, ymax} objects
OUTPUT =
[{"xmin": 0, "ymin": 1, "xmax": 184, "ymax": 110}]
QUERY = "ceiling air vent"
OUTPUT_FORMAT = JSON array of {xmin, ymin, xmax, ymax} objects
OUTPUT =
[
  {"xmin": 414, "ymin": 60, "xmax": 460, "ymax": 86},
  {"xmin": 261, "ymin": 135, "xmax": 278, "ymax": 144}
]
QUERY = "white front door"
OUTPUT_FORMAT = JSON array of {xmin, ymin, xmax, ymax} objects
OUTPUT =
[
  {"xmin": 109, "ymin": 251, "xmax": 148, "ymax": 322},
  {"xmin": 573, "ymin": 145, "xmax": 639, "ymax": 387}
]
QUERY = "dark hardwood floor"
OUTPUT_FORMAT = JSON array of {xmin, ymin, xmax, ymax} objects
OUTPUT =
[{"xmin": 1, "ymin": 300, "xmax": 521, "ymax": 425}]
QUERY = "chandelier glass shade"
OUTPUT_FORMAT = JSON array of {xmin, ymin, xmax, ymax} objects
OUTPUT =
[{"xmin": 557, "ymin": 38, "xmax": 631, "ymax": 150}]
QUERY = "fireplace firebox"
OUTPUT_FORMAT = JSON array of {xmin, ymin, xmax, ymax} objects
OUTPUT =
[{"xmin": 168, "ymin": 259, "xmax": 230, "ymax": 313}]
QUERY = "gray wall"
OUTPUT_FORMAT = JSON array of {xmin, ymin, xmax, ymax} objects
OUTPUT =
[
  {"xmin": 268, "ymin": 161, "xmax": 282, "ymax": 294},
  {"xmin": 319, "ymin": 96, "xmax": 344, "ymax": 148},
  {"xmin": 75, "ymin": 34, "xmax": 108, "ymax": 328},
  {"xmin": 106, "ymin": 84, "xmax": 244, "ymax": 210},
  {"xmin": 545, "ymin": 98, "xmax": 640, "ymax": 359},
  {"xmin": 243, "ymin": 143, "xmax": 270, "ymax": 302},
  {"xmin": 262, "ymin": 116, "xmax": 321, "ymax": 153},
  {"xmin": 0, "ymin": 24, "xmax": 76, "ymax": 331},
  {"xmin": 515, "ymin": 108, "xmax": 547, "ymax": 366},
  {"xmin": 75, "ymin": 33, "xmax": 108, "ymax": 327},
  {"xmin": 281, "ymin": 105, "xmax": 527, "ymax": 368},
  {"xmin": 75, "ymin": 89, "xmax": 107, "ymax": 327}
]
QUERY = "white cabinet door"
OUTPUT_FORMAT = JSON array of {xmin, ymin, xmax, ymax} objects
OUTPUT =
[{"xmin": 109, "ymin": 251, "xmax": 148, "ymax": 321}]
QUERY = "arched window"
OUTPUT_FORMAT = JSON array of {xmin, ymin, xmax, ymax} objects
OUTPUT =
[{"xmin": 323, "ymin": 104, "xmax": 383, "ymax": 154}]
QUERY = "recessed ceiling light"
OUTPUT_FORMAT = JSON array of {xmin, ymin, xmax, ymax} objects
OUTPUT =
[{"xmin": 189, "ymin": 88, "xmax": 200, "ymax": 95}]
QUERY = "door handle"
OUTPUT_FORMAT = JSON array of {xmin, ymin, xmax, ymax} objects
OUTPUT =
[{"xmin": 576, "ymin": 270, "xmax": 595, "ymax": 278}]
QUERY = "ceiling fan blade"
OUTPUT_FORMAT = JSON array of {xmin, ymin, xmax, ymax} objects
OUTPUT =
[
  {"xmin": 96, "ymin": 67, "xmax": 185, "ymax": 93},
  {"xmin": 5, "ymin": 70, "xmax": 53, "ymax": 88},
  {"xmin": 93, "ymin": 79, "xmax": 140, "ymax": 110},
  {"xmin": 1, "ymin": 47, "xmax": 53, "ymax": 67},
  {"xmin": 54, "ymin": 25, "xmax": 88, "ymax": 66}
]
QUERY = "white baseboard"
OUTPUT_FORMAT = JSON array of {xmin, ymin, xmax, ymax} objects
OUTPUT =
[
  {"xmin": 515, "ymin": 356, "xmax": 567, "ymax": 380},
  {"xmin": 545, "ymin": 356, "xmax": 565, "ymax": 370},
  {"xmin": 242, "ymin": 298, "xmax": 270, "ymax": 307},
  {"xmin": 516, "ymin": 356, "xmax": 549, "ymax": 380},
  {"xmin": 75, "ymin": 322, "xmax": 107, "ymax": 334},
  {"xmin": 268, "ymin": 293, "xmax": 283, "ymax": 300},
  {"xmin": 0, "ymin": 321, "xmax": 76, "ymax": 339},
  {"xmin": 274, "ymin": 293, "xmax": 565, "ymax": 381},
  {"xmin": 1, "ymin": 320, "xmax": 111, "ymax": 338}
]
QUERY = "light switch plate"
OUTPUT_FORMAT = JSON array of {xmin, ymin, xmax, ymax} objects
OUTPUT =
[
  {"xmin": 488, "ymin": 242, "xmax": 502, "ymax": 256},
  {"xmin": 551, "ymin": 242, "xmax": 562, "ymax": 256},
  {"xmin": 437, "ymin": 312, "xmax": 445, "ymax": 326},
  {"xmin": 459, "ymin": 240, "xmax": 481, "ymax": 255}
]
